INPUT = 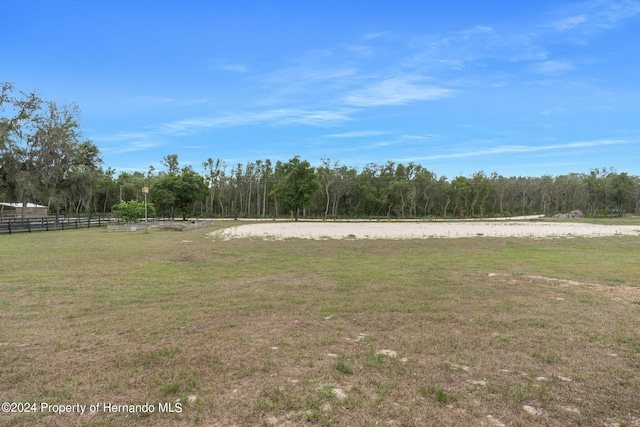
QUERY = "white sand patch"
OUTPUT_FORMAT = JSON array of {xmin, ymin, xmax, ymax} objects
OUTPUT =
[
  {"xmin": 523, "ymin": 405, "xmax": 542, "ymax": 416},
  {"xmin": 210, "ymin": 221, "xmax": 640, "ymax": 240},
  {"xmin": 558, "ymin": 405, "xmax": 581, "ymax": 414},
  {"xmin": 486, "ymin": 414, "xmax": 507, "ymax": 427},
  {"xmin": 375, "ymin": 349, "xmax": 398, "ymax": 358},
  {"xmin": 332, "ymin": 388, "xmax": 347, "ymax": 401},
  {"xmin": 447, "ymin": 362, "xmax": 470, "ymax": 372}
]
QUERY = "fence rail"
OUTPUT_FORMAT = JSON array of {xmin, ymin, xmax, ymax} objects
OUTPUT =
[{"xmin": 0, "ymin": 216, "xmax": 117, "ymax": 235}]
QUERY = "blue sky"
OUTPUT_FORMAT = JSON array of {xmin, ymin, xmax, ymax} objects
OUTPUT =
[{"xmin": 2, "ymin": 0, "xmax": 639, "ymax": 178}]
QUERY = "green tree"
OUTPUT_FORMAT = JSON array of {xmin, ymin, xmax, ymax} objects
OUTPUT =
[
  {"xmin": 162, "ymin": 154, "xmax": 180, "ymax": 174},
  {"xmin": 270, "ymin": 156, "xmax": 320, "ymax": 220},
  {"xmin": 0, "ymin": 84, "xmax": 43, "ymax": 214},
  {"xmin": 202, "ymin": 157, "xmax": 225, "ymax": 216},
  {"xmin": 585, "ymin": 168, "xmax": 609, "ymax": 216},
  {"xmin": 94, "ymin": 167, "xmax": 119, "ymax": 213},
  {"xmin": 0, "ymin": 84, "xmax": 101, "ymax": 218},
  {"xmin": 607, "ymin": 172, "xmax": 634, "ymax": 216},
  {"xmin": 151, "ymin": 165, "xmax": 208, "ymax": 220}
]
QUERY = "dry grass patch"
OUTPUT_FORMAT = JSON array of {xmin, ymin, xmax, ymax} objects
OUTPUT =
[{"xmin": 0, "ymin": 226, "xmax": 639, "ymax": 426}]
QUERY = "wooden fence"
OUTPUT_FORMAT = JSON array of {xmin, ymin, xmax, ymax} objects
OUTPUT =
[{"xmin": 0, "ymin": 216, "xmax": 117, "ymax": 235}]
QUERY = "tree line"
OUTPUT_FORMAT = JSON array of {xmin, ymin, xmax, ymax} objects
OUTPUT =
[
  {"xmin": 2, "ymin": 84, "xmax": 639, "ymax": 220},
  {"xmin": 167, "ymin": 159, "xmax": 640, "ymax": 219}
]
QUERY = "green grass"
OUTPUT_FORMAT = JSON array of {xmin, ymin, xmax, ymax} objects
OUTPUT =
[
  {"xmin": 541, "ymin": 216, "xmax": 640, "ymax": 226},
  {"xmin": 0, "ymin": 224, "xmax": 639, "ymax": 426}
]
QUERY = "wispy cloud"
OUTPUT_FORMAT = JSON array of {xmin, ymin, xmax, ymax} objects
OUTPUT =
[
  {"xmin": 533, "ymin": 60, "xmax": 575, "ymax": 75},
  {"xmin": 343, "ymin": 75, "xmax": 454, "ymax": 107},
  {"xmin": 554, "ymin": 14, "xmax": 589, "ymax": 31},
  {"xmin": 415, "ymin": 139, "xmax": 634, "ymax": 161},
  {"xmin": 401, "ymin": 134, "xmax": 440, "ymax": 141},
  {"xmin": 324, "ymin": 130, "xmax": 388, "ymax": 138},
  {"xmin": 97, "ymin": 134, "xmax": 164, "ymax": 154},
  {"xmin": 549, "ymin": 0, "xmax": 640, "ymax": 37},
  {"xmin": 539, "ymin": 107, "xmax": 568, "ymax": 116},
  {"xmin": 212, "ymin": 60, "xmax": 249, "ymax": 73},
  {"xmin": 403, "ymin": 1, "xmax": 637, "ymax": 77},
  {"xmin": 405, "ymin": 24, "xmax": 531, "ymax": 70},
  {"xmin": 159, "ymin": 108, "xmax": 355, "ymax": 134},
  {"xmin": 95, "ymin": 107, "xmax": 356, "ymax": 153},
  {"xmin": 128, "ymin": 96, "xmax": 210, "ymax": 106},
  {"xmin": 462, "ymin": 25, "xmax": 494, "ymax": 35},
  {"xmin": 95, "ymin": 130, "xmax": 162, "ymax": 144},
  {"xmin": 216, "ymin": 63, "xmax": 248, "ymax": 73},
  {"xmin": 260, "ymin": 64, "xmax": 358, "ymax": 101},
  {"xmin": 361, "ymin": 32, "xmax": 387, "ymax": 41}
]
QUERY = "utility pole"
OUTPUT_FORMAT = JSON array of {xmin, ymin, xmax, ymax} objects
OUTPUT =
[{"xmin": 142, "ymin": 187, "xmax": 149, "ymax": 233}]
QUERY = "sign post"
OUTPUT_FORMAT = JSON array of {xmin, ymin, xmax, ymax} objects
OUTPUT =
[{"xmin": 142, "ymin": 187, "xmax": 149, "ymax": 233}]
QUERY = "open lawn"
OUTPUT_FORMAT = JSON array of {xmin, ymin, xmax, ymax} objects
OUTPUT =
[{"xmin": 1, "ymin": 223, "xmax": 639, "ymax": 426}]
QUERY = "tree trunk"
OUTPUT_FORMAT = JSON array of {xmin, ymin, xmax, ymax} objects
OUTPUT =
[
  {"xmin": 263, "ymin": 184, "xmax": 268, "ymax": 217},
  {"xmin": 324, "ymin": 183, "xmax": 330, "ymax": 219}
]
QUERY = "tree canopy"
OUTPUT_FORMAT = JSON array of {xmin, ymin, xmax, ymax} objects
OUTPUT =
[
  {"xmin": 270, "ymin": 156, "xmax": 320, "ymax": 220},
  {"xmin": 0, "ymin": 83, "xmax": 101, "ymax": 218},
  {"xmin": 150, "ymin": 162, "xmax": 208, "ymax": 220}
]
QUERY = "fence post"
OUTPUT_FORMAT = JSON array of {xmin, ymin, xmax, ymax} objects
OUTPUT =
[
  {"xmin": 8, "ymin": 220, "xmax": 11, "ymax": 235},
  {"xmin": 27, "ymin": 219, "xmax": 31, "ymax": 233}
]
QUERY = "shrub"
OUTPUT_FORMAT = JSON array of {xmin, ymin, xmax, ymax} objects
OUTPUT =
[{"xmin": 112, "ymin": 200, "xmax": 156, "ymax": 223}]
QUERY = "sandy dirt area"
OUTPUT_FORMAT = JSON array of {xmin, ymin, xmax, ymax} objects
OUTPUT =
[{"xmin": 209, "ymin": 220, "xmax": 640, "ymax": 240}]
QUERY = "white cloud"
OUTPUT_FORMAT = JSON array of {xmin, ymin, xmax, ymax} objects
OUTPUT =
[
  {"xmin": 406, "ymin": 24, "xmax": 498, "ymax": 63},
  {"xmin": 418, "ymin": 139, "xmax": 634, "ymax": 161},
  {"xmin": 401, "ymin": 134, "xmax": 439, "ymax": 141},
  {"xmin": 325, "ymin": 131, "xmax": 388, "ymax": 138},
  {"xmin": 94, "ymin": 107, "xmax": 356, "ymax": 156},
  {"xmin": 211, "ymin": 59, "xmax": 249, "ymax": 73},
  {"xmin": 127, "ymin": 96, "xmax": 210, "ymax": 106},
  {"xmin": 361, "ymin": 32, "xmax": 387, "ymax": 41},
  {"xmin": 159, "ymin": 108, "xmax": 354, "ymax": 133},
  {"xmin": 554, "ymin": 14, "xmax": 588, "ymax": 31},
  {"xmin": 100, "ymin": 107, "xmax": 355, "ymax": 147},
  {"xmin": 549, "ymin": 0, "xmax": 640, "ymax": 36},
  {"xmin": 97, "ymin": 135, "xmax": 164, "ymax": 154},
  {"xmin": 272, "ymin": 109, "xmax": 355, "ymax": 126},
  {"xmin": 539, "ymin": 107, "xmax": 568, "ymax": 115},
  {"xmin": 343, "ymin": 75, "xmax": 454, "ymax": 107},
  {"xmin": 216, "ymin": 63, "xmax": 248, "ymax": 73},
  {"xmin": 462, "ymin": 25, "xmax": 494, "ymax": 35},
  {"xmin": 533, "ymin": 60, "xmax": 575, "ymax": 75},
  {"xmin": 593, "ymin": 0, "xmax": 640, "ymax": 26},
  {"xmin": 262, "ymin": 65, "xmax": 357, "ymax": 90}
]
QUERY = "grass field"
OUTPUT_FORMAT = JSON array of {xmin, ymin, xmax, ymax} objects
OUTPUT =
[{"xmin": 1, "ymin": 223, "xmax": 639, "ymax": 426}]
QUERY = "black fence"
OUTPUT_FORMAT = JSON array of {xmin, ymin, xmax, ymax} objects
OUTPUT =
[{"xmin": 0, "ymin": 216, "xmax": 117, "ymax": 235}]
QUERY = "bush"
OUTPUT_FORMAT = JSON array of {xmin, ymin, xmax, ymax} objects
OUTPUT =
[{"xmin": 112, "ymin": 200, "xmax": 156, "ymax": 223}]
